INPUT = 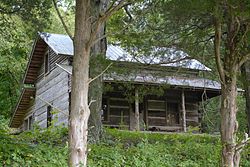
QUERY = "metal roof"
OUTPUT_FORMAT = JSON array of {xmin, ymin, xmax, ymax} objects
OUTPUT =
[
  {"xmin": 57, "ymin": 64, "xmax": 220, "ymax": 90},
  {"xmin": 105, "ymin": 73, "xmax": 220, "ymax": 90},
  {"xmin": 39, "ymin": 32, "xmax": 211, "ymax": 71},
  {"xmin": 39, "ymin": 32, "xmax": 73, "ymax": 56}
]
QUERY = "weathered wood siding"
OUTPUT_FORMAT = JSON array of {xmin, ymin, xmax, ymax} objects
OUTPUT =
[
  {"xmin": 34, "ymin": 66, "xmax": 70, "ymax": 128},
  {"xmin": 185, "ymin": 103, "xmax": 199, "ymax": 126},
  {"xmin": 34, "ymin": 49, "xmax": 70, "ymax": 128},
  {"xmin": 37, "ymin": 48, "xmax": 68, "ymax": 82},
  {"xmin": 21, "ymin": 100, "xmax": 35, "ymax": 130}
]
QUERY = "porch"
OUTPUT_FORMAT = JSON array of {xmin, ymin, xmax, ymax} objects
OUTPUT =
[{"xmin": 102, "ymin": 87, "xmax": 205, "ymax": 132}]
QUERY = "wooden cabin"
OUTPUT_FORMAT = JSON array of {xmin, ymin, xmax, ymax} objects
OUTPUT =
[{"xmin": 9, "ymin": 32, "xmax": 221, "ymax": 132}]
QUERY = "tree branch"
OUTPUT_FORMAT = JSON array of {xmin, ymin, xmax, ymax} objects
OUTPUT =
[
  {"xmin": 52, "ymin": 0, "xmax": 73, "ymax": 40},
  {"xmin": 88, "ymin": 99, "xmax": 96, "ymax": 108},
  {"xmin": 235, "ymin": 133, "xmax": 250, "ymax": 152},
  {"xmin": 239, "ymin": 53, "xmax": 250, "ymax": 67},
  {"xmin": 88, "ymin": 63, "xmax": 113, "ymax": 84},
  {"xmin": 36, "ymin": 96, "xmax": 68, "ymax": 116},
  {"xmin": 88, "ymin": 0, "xmax": 130, "ymax": 47},
  {"xmin": 214, "ymin": 18, "xmax": 225, "ymax": 84}
]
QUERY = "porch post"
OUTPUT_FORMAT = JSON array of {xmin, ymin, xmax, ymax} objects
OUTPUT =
[
  {"xmin": 135, "ymin": 88, "xmax": 140, "ymax": 131},
  {"xmin": 181, "ymin": 90, "xmax": 187, "ymax": 132}
]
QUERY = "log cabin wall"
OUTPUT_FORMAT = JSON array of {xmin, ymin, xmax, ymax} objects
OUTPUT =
[
  {"xmin": 102, "ymin": 95, "xmax": 130, "ymax": 129},
  {"xmin": 33, "ymin": 49, "xmax": 70, "ymax": 128},
  {"xmin": 21, "ymin": 100, "xmax": 35, "ymax": 130},
  {"xmin": 145, "ymin": 95, "xmax": 182, "ymax": 131},
  {"xmin": 36, "ymin": 48, "xmax": 68, "ymax": 82},
  {"xmin": 102, "ymin": 86, "xmax": 201, "ymax": 132}
]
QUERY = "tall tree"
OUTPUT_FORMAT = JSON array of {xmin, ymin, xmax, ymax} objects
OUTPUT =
[
  {"xmin": 53, "ymin": 0, "xmax": 109, "ymax": 143},
  {"xmin": 59, "ymin": 0, "xmax": 129, "ymax": 166}
]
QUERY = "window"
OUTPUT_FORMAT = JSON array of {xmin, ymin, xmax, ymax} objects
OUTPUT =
[
  {"xmin": 47, "ymin": 106, "xmax": 52, "ymax": 127},
  {"xmin": 44, "ymin": 52, "xmax": 50, "ymax": 74},
  {"xmin": 24, "ymin": 115, "xmax": 33, "ymax": 130},
  {"xmin": 24, "ymin": 119, "xmax": 29, "ymax": 130},
  {"xmin": 69, "ymin": 92, "xmax": 71, "ymax": 116},
  {"xmin": 28, "ymin": 116, "xmax": 33, "ymax": 130}
]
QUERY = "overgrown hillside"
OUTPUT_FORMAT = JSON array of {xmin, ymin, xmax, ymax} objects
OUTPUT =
[{"xmin": 1, "ymin": 121, "xmax": 250, "ymax": 167}]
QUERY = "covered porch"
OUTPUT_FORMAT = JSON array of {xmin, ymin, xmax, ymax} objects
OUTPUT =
[{"xmin": 102, "ymin": 83, "xmax": 221, "ymax": 132}]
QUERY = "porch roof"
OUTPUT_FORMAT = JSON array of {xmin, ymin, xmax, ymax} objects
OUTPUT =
[
  {"xmin": 57, "ymin": 64, "xmax": 221, "ymax": 91},
  {"xmin": 9, "ymin": 87, "xmax": 36, "ymax": 128}
]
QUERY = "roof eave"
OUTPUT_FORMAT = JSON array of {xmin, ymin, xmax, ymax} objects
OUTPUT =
[
  {"xmin": 22, "ymin": 37, "xmax": 39, "ymax": 84},
  {"xmin": 9, "ymin": 87, "xmax": 36, "ymax": 128}
]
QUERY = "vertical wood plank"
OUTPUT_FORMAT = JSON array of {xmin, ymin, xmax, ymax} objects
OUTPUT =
[
  {"xmin": 165, "ymin": 97, "xmax": 168, "ymax": 125},
  {"xmin": 135, "ymin": 88, "xmax": 140, "ymax": 131},
  {"xmin": 107, "ymin": 97, "xmax": 110, "ymax": 122},
  {"xmin": 182, "ymin": 90, "xmax": 187, "ymax": 132},
  {"xmin": 145, "ymin": 97, "xmax": 148, "ymax": 130}
]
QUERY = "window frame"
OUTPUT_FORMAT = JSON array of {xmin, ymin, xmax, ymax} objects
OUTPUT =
[
  {"xmin": 24, "ymin": 115, "xmax": 33, "ymax": 130},
  {"xmin": 44, "ymin": 50, "xmax": 50, "ymax": 75},
  {"xmin": 47, "ymin": 105, "xmax": 52, "ymax": 128}
]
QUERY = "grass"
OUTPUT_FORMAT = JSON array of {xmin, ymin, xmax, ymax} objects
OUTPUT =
[{"xmin": 1, "ymin": 127, "xmax": 250, "ymax": 167}]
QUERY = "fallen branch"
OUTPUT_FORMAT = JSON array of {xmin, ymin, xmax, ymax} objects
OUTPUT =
[
  {"xmin": 36, "ymin": 96, "xmax": 68, "ymax": 116},
  {"xmin": 88, "ymin": 99, "xmax": 97, "ymax": 108},
  {"xmin": 88, "ymin": 63, "xmax": 113, "ymax": 84},
  {"xmin": 235, "ymin": 133, "xmax": 250, "ymax": 152}
]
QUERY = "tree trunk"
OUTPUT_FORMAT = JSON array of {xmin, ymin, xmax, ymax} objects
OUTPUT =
[
  {"xmin": 88, "ymin": 34, "xmax": 107, "ymax": 143},
  {"xmin": 220, "ymin": 73, "xmax": 240, "ymax": 167},
  {"xmin": 88, "ymin": 0, "xmax": 108, "ymax": 143},
  {"xmin": 69, "ymin": 0, "xmax": 91, "ymax": 166}
]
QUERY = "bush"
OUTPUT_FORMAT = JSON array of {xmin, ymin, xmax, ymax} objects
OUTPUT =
[
  {"xmin": 0, "ymin": 118, "xmax": 68, "ymax": 167},
  {"xmin": 1, "ymin": 121, "xmax": 250, "ymax": 167},
  {"xmin": 87, "ymin": 129, "xmax": 221, "ymax": 167}
]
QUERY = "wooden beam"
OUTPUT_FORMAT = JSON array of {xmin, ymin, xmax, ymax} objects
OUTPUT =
[
  {"xmin": 107, "ymin": 97, "xmax": 110, "ymax": 122},
  {"xmin": 144, "ymin": 97, "xmax": 148, "ymax": 130},
  {"xmin": 165, "ymin": 97, "xmax": 168, "ymax": 125},
  {"xmin": 181, "ymin": 90, "xmax": 187, "ymax": 132},
  {"xmin": 135, "ymin": 88, "xmax": 140, "ymax": 131}
]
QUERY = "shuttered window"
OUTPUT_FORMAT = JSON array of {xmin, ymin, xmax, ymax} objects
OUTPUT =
[
  {"xmin": 44, "ymin": 52, "xmax": 50, "ymax": 74},
  {"xmin": 47, "ymin": 106, "xmax": 52, "ymax": 127}
]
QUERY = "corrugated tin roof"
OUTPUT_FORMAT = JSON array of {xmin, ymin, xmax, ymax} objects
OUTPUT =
[
  {"xmin": 107, "ymin": 45, "xmax": 211, "ymax": 71},
  {"xmin": 39, "ymin": 32, "xmax": 211, "ymax": 71},
  {"xmin": 57, "ymin": 64, "xmax": 220, "ymax": 90},
  {"xmin": 39, "ymin": 32, "xmax": 73, "ymax": 56},
  {"xmin": 105, "ymin": 73, "xmax": 221, "ymax": 90}
]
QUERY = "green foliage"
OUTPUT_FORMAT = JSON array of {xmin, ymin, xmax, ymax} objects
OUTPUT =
[
  {"xmin": 0, "ymin": 0, "xmax": 52, "ymax": 36},
  {"xmin": 0, "ymin": 0, "xmax": 64, "ymax": 119},
  {"xmin": 1, "ymin": 119, "xmax": 250, "ymax": 167},
  {"xmin": 19, "ymin": 125, "xmax": 68, "ymax": 146},
  {"xmin": 0, "ymin": 116, "xmax": 68, "ymax": 166},
  {"xmin": 0, "ymin": 24, "xmax": 29, "ymax": 118},
  {"xmin": 88, "ymin": 129, "xmax": 250, "ymax": 167},
  {"xmin": 88, "ymin": 129, "xmax": 220, "ymax": 167},
  {"xmin": 201, "ymin": 95, "xmax": 248, "ymax": 135}
]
